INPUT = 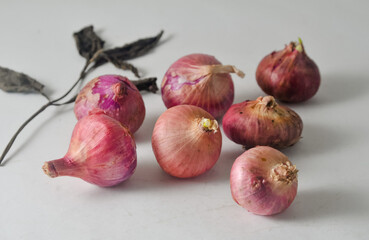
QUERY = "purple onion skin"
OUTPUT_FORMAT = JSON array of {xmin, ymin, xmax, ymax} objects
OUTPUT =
[
  {"xmin": 256, "ymin": 40, "xmax": 320, "ymax": 103},
  {"xmin": 74, "ymin": 75, "xmax": 145, "ymax": 134},
  {"xmin": 222, "ymin": 96, "xmax": 303, "ymax": 148},
  {"xmin": 161, "ymin": 54, "xmax": 234, "ymax": 119}
]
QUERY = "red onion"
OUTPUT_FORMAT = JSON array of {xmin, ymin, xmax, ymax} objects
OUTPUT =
[
  {"xmin": 42, "ymin": 113, "xmax": 137, "ymax": 187},
  {"xmin": 222, "ymin": 96, "xmax": 303, "ymax": 148},
  {"xmin": 230, "ymin": 146, "xmax": 298, "ymax": 215},
  {"xmin": 152, "ymin": 105, "xmax": 222, "ymax": 178},
  {"xmin": 256, "ymin": 38, "xmax": 320, "ymax": 102},
  {"xmin": 161, "ymin": 54, "xmax": 244, "ymax": 118},
  {"xmin": 74, "ymin": 75, "xmax": 145, "ymax": 133}
]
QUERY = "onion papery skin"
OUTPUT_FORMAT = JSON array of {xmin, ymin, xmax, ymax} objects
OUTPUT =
[
  {"xmin": 74, "ymin": 74, "xmax": 145, "ymax": 133},
  {"xmin": 256, "ymin": 39, "xmax": 320, "ymax": 102},
  {"xmin": 161, "ymin": 54, "xmax": 244, "ymax": 118},
  {"xmin": 42, "ymin": 113, "xmax": 137, "ymax": 187},
  {"xmin": 222, "ymin": 96, "xmax": 303, "ymax": 148},
  {"xmin": 230, "ymin": 146, "xmax": 298, "ymax": 215},
  {"xmin": 152, "ymin": 105, "xmax": 222, "ymax": 178}
]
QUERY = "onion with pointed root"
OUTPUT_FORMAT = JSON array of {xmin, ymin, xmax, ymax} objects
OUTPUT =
[{"xmin": 42, "ymin": 113, "xmax": 137, "ymax": 187}]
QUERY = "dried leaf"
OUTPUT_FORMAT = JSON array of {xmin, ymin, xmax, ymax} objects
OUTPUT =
[
  {"xmin": 132, "ymin": 77, "xmax": 158, "ymax": 93},
  {"xmin": 99, "ymin": 54, "xmax": 140, "ymax": 77},
  {"xmin": 111, "ymin": 60, "xmax": 140, "ymax": 78},
  {"xmin": 0, "ymin": 66, "xmax": 44, "ymax": 93},
  {"xmin": 93, "ymin": 30, "xmax": 164, "ymax": 69},
  {"xmin": 73, "ymin": 25, "xmax": 105, "ymax": 60}
]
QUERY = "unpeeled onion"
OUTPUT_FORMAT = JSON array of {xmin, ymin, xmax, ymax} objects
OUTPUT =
[
  {"xmin": 42, "ymin": 113, "xmax": 137, "ymax": 187},
  {"xmin": 230, "ymin": 146, "xmax": 298, "ymax": 215},
  {"xmin": 152, "ymin": 105, "xmax": 222, "ymax": 178},
  {"xmin": 161, "ymin": 53, "xmax": 244, "ymax": 118},
  {"xmin": 74, "ymin": 75, "xmax": 145, "ymax": 133},
  {"xmin": 256, "ymin": 38, "xmax": 320, "ymax": 102},
  {"xmin": 222, "ymin": 96, "xmax": 303, "ymax": 148}
]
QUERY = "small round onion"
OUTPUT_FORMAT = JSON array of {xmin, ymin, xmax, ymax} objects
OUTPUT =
[
  {"xmin": 74, "ymin": 75, "xmax": 145, "ymax": 133},
  {"xmin": 230, "ymin": 146, "xmax": 298, "ymax": 215},
  {"xmin": 222, "ymin": 96, "xmax": 303, "ymax": 148},
  {"xmin": 161, "ymin": 53, "xmax": 244, "ymax": 118},
  {"xmin": 152, "ymin": 105, "xmax": 222, "ymax": 178},
  {"xmin": 256, "ymin": 38, "xmax": 320, "ymax": 102}
]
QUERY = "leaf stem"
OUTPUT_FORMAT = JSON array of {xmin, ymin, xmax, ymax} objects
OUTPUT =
[
  {"xmin": 0, "ymin": 102, "xmax": 52, "ymax": 165},
  {"xmin": 51, "ymin": 60, "xmax": 89, "ymax": 103},
  {"xmin": 40, "ymin": 91, "xmax": 51, "ymax": 101},
  {"xmin": 0, "ymin": 28, "xmax": 163, "ymax": 166},
  {"xmin": 0, "ymin": 60, "xmax": 91, "ymax": 165}
]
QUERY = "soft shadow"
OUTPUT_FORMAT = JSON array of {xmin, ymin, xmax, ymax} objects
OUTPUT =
[
  {"xmin": 272, "ymin": 187, "xmax": 369, "ymax": 221},
  {"xmin": 281, "ymin": 121, "xmax": 355, "ymax": 160},
  {"xmin": 319, "ymin": 72, "xmax": 369, "ymax": 105},
  {"xmin": 1, "ymin": 105, "xmax": 74, "ymax": 166},
  {"xmin": 105, "ymin": 145, "xmax": 244, "ymax": 192},
  {"xmin": 134, "ymin": 111, "xmax": 161, "ymax": 143},
  {"xmin": 107, "ymin": 157, "xmax": 195, "ymax": 192},
  {"xmin": 195, "ymin": 147, "xmax": 245, "ymax": 183},
  {"xmin": 286, "ymin": 72, "xmax": 369, "ymax": 108},
  {"xmin": 42, "ymin": 86, "xmax": 55, "ymax": 98}
]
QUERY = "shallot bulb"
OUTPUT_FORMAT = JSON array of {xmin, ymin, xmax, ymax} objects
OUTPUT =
[
  {"xmin": 152, "ymin": 105, "xmax": 222, "ymax": 178},
  {"xmin": 230, "ymin": 146, "xmax": 298, "ymax": 215},
  {"xmin": 74, "ymin": 75, "xmax": 145, "ymax": 133},
  {"xmin": 161, "ymin": 54, "xmax": 245, "ymax": 118},
  {"xmin": 256, "ymin": 38, "xmax": 320, "ymax": 102},
  {"xmin": 42, "ymin": 113, "xmax": 137, "ymax": 187},
  {"xmin": 222, "ymin": 96, "xmax": 303, "ymax": 148}
]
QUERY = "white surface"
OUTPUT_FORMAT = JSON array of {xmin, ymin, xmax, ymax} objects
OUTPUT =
[{"xmin": 1, "ymin": 0, "xmax": 369, "ymax": 239}]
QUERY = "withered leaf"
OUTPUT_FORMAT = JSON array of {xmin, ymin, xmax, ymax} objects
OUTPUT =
[
  {"xmin": 99, "ymin": 54, "xmax": 140, "ymax": 77},
  {"xmin": 93, "ymin": 30, "xmax": 164, "ymax": 70},
  {"xmin": 132, "ymin": 77, "xmax": 158, "ymax": 93},
  {"xmin": 110, "ymin": 59, "xmax": 140, "ymax": 78},
  {"xmin": 0, "ymin": 66, "xmax": 44, "ymax": 94},
  {"xmin": 73, "ymin": 25, "xmax": 105, "ymax": 60}
]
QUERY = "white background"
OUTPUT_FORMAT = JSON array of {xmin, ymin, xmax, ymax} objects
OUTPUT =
[{"xmin": 1, "ymin": 0, "xmax": 369, "ymax": 239}]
